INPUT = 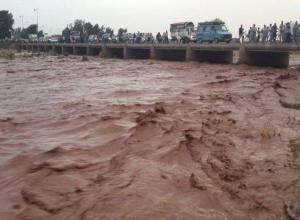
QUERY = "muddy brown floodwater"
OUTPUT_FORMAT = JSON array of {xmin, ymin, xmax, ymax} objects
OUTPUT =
[{"xmin": 0, "ymin": 55, "xmax": 300, "ymax": 220}]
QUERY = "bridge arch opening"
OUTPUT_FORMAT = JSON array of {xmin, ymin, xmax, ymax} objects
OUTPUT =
[
  {"xmin": 54, "ymin": 46, "xmax": 62, "ymax": 54},
  {"xmin": 63, "ymin": 46, "xmax": 74, "ymax": 55},
  {"xmin": 191, "ymin": 50, "xmax": 233, "ymax": 64},
  {"xmin": 88, "ymin": 47, "xmax": 101, "ymax": 56},
  {"xmin": 45, "ymin": 46, "xmax": 53, "ymax": 52},
  {"xmin": 40, "ymin": 45, "xmax": 46, "ymax": 52},
  {"xmin": 155, "ymin": 49, "xmax": 186, "ymax": 61},
  {"xmin": 127, "ymin": 48, "xmax": 151, "ymax": 59},
  {"xmin": 74, "ymin": 47, "xmax": 87, "ymax": 56},
  {"xmin": 107, "ymin": 48, "xmax": 124, "ymax": 59},
  {"xmin": 243, "ymin": 51, "xmax": 289, "ymax": 68},
  {"xmin": 32, "ymin": 45, "xmax": 39, "ymax": 52}
]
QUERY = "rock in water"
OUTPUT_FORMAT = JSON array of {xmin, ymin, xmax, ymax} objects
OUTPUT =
[
  {"xmin": 285, "ymin": 202, "xmax": 300, "ymax": 220},
  {"xmin": 82, "ymin": 56, "xmax": 88, "ymax": 61}
]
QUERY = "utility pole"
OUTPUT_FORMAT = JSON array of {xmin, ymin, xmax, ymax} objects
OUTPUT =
[
  {"xmin": 34, "ymin": 9, "xmax": 38, "ymax": 34},
  {"xmin": 34, "ymin": 8, "xmax": 39, "ymax": 47},
  {"xmin": 19, "ymin": 16, "xmax": 24, "ymax": 29},
  {"xmin": 17, "ymin": 16, "xmax": 24, "ymax": 40}
]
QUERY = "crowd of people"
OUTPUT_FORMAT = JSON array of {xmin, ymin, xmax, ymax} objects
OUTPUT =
[
  {"xmin": 118, "ymin": 31, "xmax": 170, "ymax": 44},
  {"xmin": 239, "ymin": 21, "xmax": 300, "ymax": 43},
  {"xmin": 120, "ymin": 31, "xmax": 192, "ymax": 44},
  {"xmin": 119, "ymin": 32, "xmax": 154, "ymax": 44}
]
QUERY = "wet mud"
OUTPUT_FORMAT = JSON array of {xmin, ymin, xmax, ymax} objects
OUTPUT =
[{"xmin": 0, "ymin": 55, "xmax": 300, "ymax": 220}]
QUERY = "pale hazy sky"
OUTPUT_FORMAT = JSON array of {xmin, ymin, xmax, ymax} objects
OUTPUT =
[{"xmin": 2, "ymin": 0, "xmax": 300, "ymax": 37}]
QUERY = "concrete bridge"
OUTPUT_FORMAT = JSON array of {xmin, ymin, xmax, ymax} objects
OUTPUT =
[{"xmin": 18, "ymin": 42, "xmax": 300, "ymax": 68}]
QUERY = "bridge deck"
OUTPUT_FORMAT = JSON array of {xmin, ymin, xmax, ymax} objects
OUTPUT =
[{"xmin": 21, "ymin": 42, "xmax": 300, "ymax": 52}]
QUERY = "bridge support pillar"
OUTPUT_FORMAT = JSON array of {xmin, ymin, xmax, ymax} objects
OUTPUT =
[
  {"xmin": 186, "ymin": 44, "xmax": 194, "ymax": 61},
  {"xmin": 32, "ymin": 44, "xmax": 38, "ymax": 53},
  {"xmin": 51, "ymin": 45, "xmax": 55, "ymax": 54},
  {"xmin": 239, "ymin": 45, "xmax": 289, "ymax": 68},
  {"xmin": 87, "ymin": 46, "xmax": 91, "ymax": 56},
  {"xmin": 17, "ymin": 45, "xmax": 22, "ymax": 52},
  {"xmin": 123, "ymin": 45, "xmax": 128, "ymax": 59},
  {"xmin": 150, "ymin": 46, "xmax": 156, "ymax": 59},
  {"xmin": 100, "ymin": 45, "xmax": 111, "ymax": 58},
  {"xmin": 62, "ymin": 46, "xmax": 66, "ymax": 55},
  {"xmin": 37, "ymin": 45, "xmax": 41, "ymax": 53},
  {"xmin": 39, "ymin": 45, "xmax": 44, "ymax": 52}
]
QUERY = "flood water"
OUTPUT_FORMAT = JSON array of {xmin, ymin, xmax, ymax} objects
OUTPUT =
[{"xmin": 0, "ymin": 55, "xmax": 299, "ymax": 220}]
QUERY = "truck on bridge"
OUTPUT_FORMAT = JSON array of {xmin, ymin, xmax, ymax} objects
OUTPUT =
[{"xmin": 170, "ymin": 22, "xmax": 196, "ymax": 44}]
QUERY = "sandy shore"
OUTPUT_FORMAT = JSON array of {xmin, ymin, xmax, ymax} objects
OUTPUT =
[{"xmin": 0, "ymin": 55, "xmax": 299, "ymax": 220}]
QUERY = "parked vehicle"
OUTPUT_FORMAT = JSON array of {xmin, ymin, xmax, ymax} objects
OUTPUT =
[
  {"xmin": 101, "ymin": 33, "xmax": 111, "ymax": 43},
  {"xmin": 111, "ymin": 35, "xmax": 118, "ymax": 43},
  {"xmin": 49, "ymin": 35, "xmax": 62, "ymax": 43},
  {"xmin": 119, "ymin": 33, "xmax": 131, "ymax": 43},
  {"xmin": 28, "ymin": 34, "xmax": 38, "ymax": 42},
  {"xmin": 88, "ymin": 35, "xmax": 99, "ymax": 43},
  {"xmin": 70, "ymin": 31, "xmax": 81, "ymax": 43},
  {"xmin": 190, "ymin": 32, "xmax": 197, "ymax": 43},
  {"xmin": 196, "ymin": 19, "xmax": 232, "ymax": 43},
  {"xmin": 170, "ymin": 22, "xmax": 195, "ymax": 43}
]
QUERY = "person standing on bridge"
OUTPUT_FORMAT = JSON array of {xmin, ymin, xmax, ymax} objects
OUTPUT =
[
  {"xmin": 262, "ymin": 25, "xmax": 268, "ymax": 43},
  {"xmin": 279, "ymin": 21, "xmax": 284, "ymax": 43},
  {"xmin": 239, "ymin": 25, "xmax": 244, "ymax": 43},
  {"xmin": 285, "ymin": 22, "xmax": 292, "ymax": 43},
  {"xmin": 247, "ymin": 27, "xmax": 252, "ymax": 43},
  {"xmin": 297, "ymin": 22, "xmax": 300, "ymax": 43},
  {"xmin": 150, "ymin": 33, "xmax": 154, "ymax": 44},
  {"xmin": 265, "ymin": 25, "xmax": 269, "ymax": 42},
  {"xmin": 249, "ymin": 27, "xmax": 254, "ymax": 43},
  {"xmin": 293, "ymin": 22, "xmax": 299, "ymax": 44},
  {"xmin": 257, "ymin": 27, "xmax": 261, "ymax": 43},
  {"xmin": 271, "ymin": 23, "xmax": 278, "ymax": 43},
  {"xmin": 252, "ymin": 24, "xmax": 257, "ymax": 43},
  {"xmin": 156, "ymin": 32, "xmax": 162, "ymax": 44},
  {"xmin": 268, "ymin": 24, "xmax": 273, "ymax": 42},
  {"xmin": 163, "ymin": 31, "xmax": 169, "ymax": 44}
]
